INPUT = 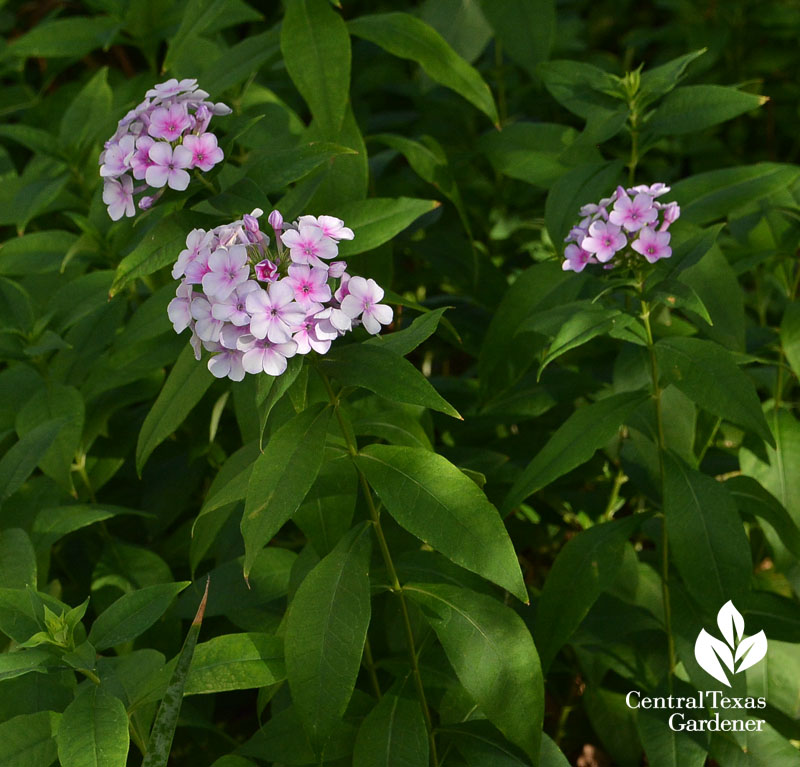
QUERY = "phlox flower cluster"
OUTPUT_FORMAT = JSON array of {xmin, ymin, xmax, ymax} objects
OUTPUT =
[
  {"xmin": 167, "ymin": 209, "xmax": 393, "ymax": 381},
  {"xmin": 563, "ymin": 183, "xmax": 680, "ymax": 273},
  {"xmin": 99, "ymin": 78, "xmax": 230, "ymax": 221}
]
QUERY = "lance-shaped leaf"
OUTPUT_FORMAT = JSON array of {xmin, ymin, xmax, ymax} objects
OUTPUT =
[
  {"xmin": 405, "ymin": 582, "xmax": 544, "ymax": 760},
  {"xmin": 57, "ymin": 685, "xmax": 129, "ymax": 767},
  {"xmin": 357, "ymin": 445, "xmax": 526, "ymax": 601},
  {"xmin": 0, "ymin": 710, "xmax": 60, "ymax": 767},
  {"xmin": 352, "ymin": 693, "xmax": 428, "ymax": 767},
  {"xmin": 241, "ymin": 403, "xmax": 331, "ymax": 578},
  {"xmin": 285, "ymin": 522, "xmax": 372, "ymax": 750},
  {"xmin": 319, "ymin": 344, "xmax": 460, "ymax": 418},
  {"xmin": 534, "ymin": 515, "xmax": 643, "ymax": 671},
  {"xmin": 349, "ymin": 13, "xmax": 498, "ymax": 125},
  {"xmin": 655, "ymin": 337, "xmax": 774, "ymax": 446},
  {"xmin": 664, "ymin": 455, "xmax": 752, "ymax": 613},
  {"xmin": 136, "ymin": 344, "xmax": 214, "ymax": 475},
  {"xmin": 502, "ymin": 392, "xmax": 648, "ymax": 515},
  {"xmin": 141, "ymin": 578, "xmax": 209, "ymax": 767}
]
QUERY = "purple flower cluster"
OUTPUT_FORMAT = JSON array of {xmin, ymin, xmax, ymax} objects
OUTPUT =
[
  {"xmin": 99, "ymin": 78, "xmax": 230, "ymax": 220},
  {"xmin": 563, "ymin": 183, "xmax": 680, "ymax": 273},
  {"xmin": 167, "ymin": 209, "xmax": 393, "ymax": 381}
]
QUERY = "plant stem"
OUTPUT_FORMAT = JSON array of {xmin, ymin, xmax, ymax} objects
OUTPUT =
[
  {"xmin": 363, "ymin": 637, "xmax": 382, "ymax": 700},
  {"xmin": 319, "ymin": 370, "xmax": 438, "ymax": 766},
  {"xmin": 77, "ymin": 667, "xmax": 101, "ymax": 685},
  {"xmin": 639, "ymin": 293, "xmax": 676, "ymax": 687}
]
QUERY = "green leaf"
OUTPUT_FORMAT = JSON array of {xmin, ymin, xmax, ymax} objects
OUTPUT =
[
  {"xmin": 281, "ymin": 0, "xmax": 351, "ymax": 134},
  {"xmin": 141, "ymin": 580, "xmax": 209, "ymax": 767},
  {"xmin": 109, "ymin": 217, "xmax": 189, "ymax": 297},
  {"xmin": 649, "ymin": 84, "xmax": 766, "ymax": 136},
  {"xmin": 57, "ymin": 685, "xmax": 129, "ymax": 767},
  {"xmin": 406, "ymin": 582, "xmax": 543, "ymax": 759},
  {"xmin": 352, "ymin": 693, "xmax": 428, "ymax": 767},
  {"xmin": 0, "ymin": 711, "xmax": 60, "ymax": 767},
  {"xmin": 664, "ymin": 454, "xmax": 752, "ymax": 613},
  {"xmin": 727, "ymin": 476, "xmax": 800, "ymax": 561},
  {"xmin": 671, "ymin": 163, "xmax": 800, "ymax": 225},
  {"xmin": 285, "ymin": 522, "xmax": 372, "ymax": 749},
  {"xmin": 646, "ymin": 279, "xmax": 713, "ymax": 326},
  {"xmin": 545, "ymin": 159, "xmax": 625, "ymax": 244},
  {"xmin": 365, "ymin": 307, "xmax": 448, "ymax": 357},
  {"xmin": 480, "ymin": 122, "xmax": 597, "ymax": 188},
  {"xmin": 0, "ymin": 529, "xmax": 37, "ymax": 589},
  {"xmin": 639, "ymin": 49, "xmax": 707, "ymax": 102},
  {"xmin": 249, "ymin": 142, "xmax": 357, "ymax": 193},
  {"xmin": 0, "ymin": 647, "xmax": 54, "ymax": 681},
  {"xmin": 502, "ymin": 392, "xmax": 648, "ymax": 515},
  {"xmin": 136, "ymin": 344, "xmax": 214, "ymax": 475},
  {"xmin": 538, "ymin": 305, "xmax": 632, "ymax": 377},
  {"xmin": 4, "ymin": 17, "xmax": 119, "ymax": 59},
  {"xmin": 0, "ymin": 230, "xmax": 79, "ymax": 276},
  {"xmin": 88, "ymin": 582, "xmax": 190, "ymax": 651},
  {"xmin": 242, "ymin": 403, "xmax": 332, "ymax": 578},
  {"xmin": 637, "ymin": 707, "xmax": 707, "ymax": 767},
  {"xmin": 781, "ymin": 302, "xmax": 800, "ymax": 380},
  {"xmin": 0, "ymin": 420, "xmax": 63, "ymax": 504},
  {"xmin": 59, "ymin": 68, "xmax": 112, "ymax": 151},
  {"xmin": 163, "ymin": 0, "xmax": 229, "ymax": 73},
  {"xmin": 349, "ymin": 13, "xmax": 498, "ymax": 125},
  {"xmin": 655, "ymin": 337, "xmax": 773, "ymax": 446},
  {"xmin": 16, "ymin": 384, "xmax": 84, "ymax": 493},
  {"xmin": 319, "ymin": 344, "xmax": 461, "ymax": 418},
  {"xmin": 534, "ymin": 515, "xmax": 642, "ymax": 671},
  {"xmin": 479, "ymin": 0, "xmax": 555, "ymax": 79},
  {"xmin": 538, "ymin": 60, "xmax": 623, "ymax": 119},
  {"xmin": 331, "ymin": 197, "xmax": 440, "ymax": 257},
  {"xmin": 294, "ymin": 456, "xmax": 358, "ymax": 557},
  {"xmin": 32, "ymin": 505, "xmax": 141, "ymax": 551},
  {"xmin": 540, "ymin": 733, "xmax": 572, "ymax": 767},
  {"xmin": 740, "ymin": 409, "xmax": 800, "ymax": 532},
  {"xmin": 357, "ymin": 445, "xmax": 526, "ymax": 601}
]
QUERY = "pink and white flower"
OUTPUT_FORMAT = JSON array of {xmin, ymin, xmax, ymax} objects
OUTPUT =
[
  {"xmin": 202, "ymin": 245, "xmax": 250, "ymax": 300},
  {"xmin": 182, "ymin": 132, "xmax": 224, "ymax": 172},
  {"xmin": 281, "ymin": 225, "xmax": 338, "ymax": 267},
  {"xmin": 608, "ymin": 187, "xmax": 658, "ymax": 232},
  {"xmin": 287, "ymin": 264, "xmax": 332, "ymax": 308},
  {"xmin": 148, "ymin": 103, "xmax": 191, "ymax": 141},
  {"xmin": 145, "ymin": 142, "xmax": 192, "ymax": 191},
  {"xmin": 340, "ymin": 276, "xmax": 393, "ymax": 335},
  {"xmin": 632, "ymin": 227, "xmax": 672, "ymax": 263},
  {"xmin": 239, "ymin": 336, "xmax": 298, "ymax": 376},
  {"xmin": 297, "ymin": 215, "xmax": 355, "ymax": 241},
  {"xmin": 581, "ymin": 221, "xmax": 627, "ymax": 263},
  {"xmin": 102, "ymin": 176, "xmax": 135, "ymax": 220},
  {"xmin": 246, "ymin": 281, "xmax": 305, "ymax": 343}
]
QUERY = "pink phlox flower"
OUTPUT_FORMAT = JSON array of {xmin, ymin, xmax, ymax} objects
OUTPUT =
[
  {"xmin": 287, "ymin": 264, "xmax": 332, "ymax": 308},
  {"xmin": 268, "ymin": 209, "xmax": 284, "ymax": 235},
  {"xmin": 190, "ymin": 296, "xmax": 223, "ymax": 342},
  {"xmin": 238, "ymin": 335, "xmax": 298, "ymax": 376},
  {"xmin": 207, "ymin": 346, "xmax": 246, "ymax": 381},
  {"xmin": 565, "ymin": 223, "xmax": 590, "ymax": 244},
  {"xmin": 191, "ymin": 104, "xmax": 212, "ymax": 134},
  {"xmin": 255, "ymin": 258, "xmax": 279, "ymax": 283},
  {"xmin": 281, "ymin": 225, "xmax": 338, "ymax": 267},
  {"xmin": 99, "ymin": 135, "xmax": 135, "ymax": 178},
  {"xmin": 632, "ymin": 227, "xmax": 672, "ymax": 263},
  {"xmin": 562, "ymin": 244, "xmax": 597, "ymax": 273},
  {"xmin": 219, "ymin": 323, "xmax": 251, "ymax": 350},
  {"xmin": 210, "ymin": 102, "xmax": 232, "ymax": 116},
  {"xmin": 659, "ymin": 202, "xmax": 681, "ymax": 230},
  {"xmin": 145, "ymin": 142, "xmax": 192, "ymax": 191},
  {"xmin": 581, "ymin": 220, "xmax": 627, "ymax": 263},
  {"xmin": 631, "ymin": 182, "xmax": 671, "ymax": 198},
  {"xmin": 291, "ymin": 304, "xmax": 332, "ymax": 355},
  {"xmin": 340, "ymin": 276, "xmax": 393, "ymax": 335},
  {"xmin": 146, "ymin": 78, "xmax": 198, "ymax": 101},
  {"xmin": 334, "ymin": 273, "xmax": 351, "ymax": 303},
  {"xmin": 184, "ymin": 246, "xmax": 212, "ymax": 285},
  {"xmin": 328, "ymin": 261, "xmax": 347, "ymax": 279},
  {"xmin": 189, "ymin": 325, "xmax": 203, "ymax": 360},
  {"xmin": 173, "ymin": 229, "xmax": 211, "ymax": 279},
  {"xmin": 182, "ymin": 132, "xmax": 224, "ymax": 172},
  {"xmin": 609, "ymin": 186, "xmax": 657, "ymax": 232},
  {"xmin": 246, "ymin": 280, "xmax": 305, "ymax": 343},
  {"xmin": 297, "ymin": 215, "xmax": 355, "ymax": 241},
  {"xmin": 167, "ymin": 281, "xmax": 195, "ymax": 333},
  {"xmin": 202, "ymin": 245, "xmax": 251, "ymax": 300},
  {"xmin": 103, "ymin": 176, "xmax": 135, "ymax": 221},
  {"xmin": 148, "ymin": 103, "xmax": 191, "ymax": 141},
  {"xmin": 131, "ymin": 135, "xmax": 156, "ymax": 180},
  {"xmin": 211, "ymin": 280, "xmax": 259, "ymax": 325}
]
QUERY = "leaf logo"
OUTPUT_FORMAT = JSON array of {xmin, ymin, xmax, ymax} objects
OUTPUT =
[{"xmin": 694, "ymin": 601, "xmax": 767, "ymax": 687}]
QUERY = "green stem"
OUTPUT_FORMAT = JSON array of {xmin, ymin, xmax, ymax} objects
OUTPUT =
[
  {"xmin": 640, "ymin": 292, "xmax": 676, "ymax": 687},
  {"xmin": 77, "ymin": 667, "xmax": 101, "ymax": 685},
  {"xmin": 319, "ymin": 371, "xmax": 438, "ymax": 766},
  {"xmin": 696, "ymin": 417, "xmax": 722, "ymax": 466},
  {"xmin": 602, "ymin": 468, "xmax": 626, "ymax": 521},
  {"xmin": 363, "ymin": 637, "xmax": 382, "ymax": 700}
]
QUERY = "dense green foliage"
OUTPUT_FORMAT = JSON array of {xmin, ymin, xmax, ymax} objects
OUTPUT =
[{"xmin": 1, "ymin": 0, "xmax": 799, "ymax": 765}]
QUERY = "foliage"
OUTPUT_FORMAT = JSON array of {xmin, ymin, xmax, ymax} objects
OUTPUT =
[{"xmin": 1, "ymin": 0, "xmax": 799, "ymax": 765}]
